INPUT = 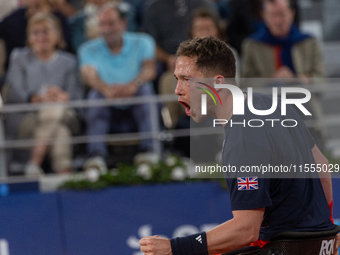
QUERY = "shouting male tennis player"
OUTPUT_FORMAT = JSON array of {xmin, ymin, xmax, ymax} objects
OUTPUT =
[{"xmin": 139, "ymin": 36, "xmax": 338, "ymax": 255}]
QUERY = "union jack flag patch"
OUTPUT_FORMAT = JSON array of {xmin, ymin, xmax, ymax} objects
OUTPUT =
[{"xmin": 237, "ymin": 177, "xmax": 258, "ymax": 190}]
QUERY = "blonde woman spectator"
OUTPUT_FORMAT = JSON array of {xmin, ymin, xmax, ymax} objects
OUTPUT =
[
  {"xmin": 5, "ymin": 13, "xmax": 83, "ymax": 176},
  {"xmin": 0, "ymin": 0, "xmax": 71, "ymax": 72}
]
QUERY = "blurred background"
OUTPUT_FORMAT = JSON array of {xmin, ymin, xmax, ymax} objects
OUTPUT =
[{"xmin": 0, "ymin": 0, "xmax": 340, "ymax": 254}]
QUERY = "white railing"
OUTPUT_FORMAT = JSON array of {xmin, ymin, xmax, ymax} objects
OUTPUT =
[{"xmin": 0, "ymin": 81, "xmax": 340, "ymax": 179}]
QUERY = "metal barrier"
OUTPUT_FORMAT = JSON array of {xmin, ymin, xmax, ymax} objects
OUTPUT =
[{"xmin": 1, "ymin": 82, "xmax": 340, "ymax": 178}]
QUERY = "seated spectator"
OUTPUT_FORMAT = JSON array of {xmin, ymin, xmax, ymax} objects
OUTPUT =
[
  {"xmin": 0, "ymin": 0, "xmax": 21, "ymax": 78},
  {"xmin": 142, "ymin": 0, "xmax": 216, "ymax": 92},
  {"xmin": 226, "ymin": 0, "xmax": 263, "ymax": 55},
  {"xmin": 79, "ymin": 3, "xmax": 156, "ymax": 171},
  {"xmin": 5, "ymin": 13, "xmax": 83, "ymax": 176},
  {"xmin": 242, "ymin": 0, "xmax": 324, "ymax": 79},
  {"xmin": 227, "ymin": 0, "xmax": 300, "ymax": 56},
  {"xmin": 70, "ymin": 0, "xmax": 137, "ymax": 51},
  {"xmin": 0, "ymin": 0, "xmax": 72, "ymax": 73},
  {"xmin": 0, "ymin": 0, "xmax": 20, "ymax": 20},
  {"xmin": 190, "ymin": 7, "xmax": 224, "ymax": 39},
  {"xmin": 241, "ymin": 0, "xmax": 326, "ymax": 150}
]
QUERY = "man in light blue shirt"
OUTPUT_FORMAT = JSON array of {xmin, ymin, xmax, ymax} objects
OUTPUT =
[{"xmin": 78, "ymin": 2, "xmax": 156, "ymax": 169}]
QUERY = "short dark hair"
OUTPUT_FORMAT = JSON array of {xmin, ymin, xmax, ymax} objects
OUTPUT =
[
  {"xmin": 263, "ymin": 0, "xmax": 295, "ymax": 10},
  {"xmin": 190, "ymin": 8, "xmax": 223, "ymax": 39},
  {"xmin": 176, "ymin": 36, "xmax": 236, "ymax": 78}
]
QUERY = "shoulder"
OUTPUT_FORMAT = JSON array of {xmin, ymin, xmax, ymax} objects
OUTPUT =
[
  {"xmin": 78, "ymin": 37, "xmax": 105, "ymax": 53},
  {"xmin": 243, "ymin": 38, "xmax": 266, "ymax": 48},
  {"xmin": 292, "ymin": 37, "xmax": 322, "ymax": 57},
  {"xmin": 56, "ymin": 51, "xmax": 77, "ymax": 67},
  {"xmin": 242, "ymin": 38, "xmax": 265, "ymax": 52},
  {"xmin": 125, "ymin": 32, "xmax": 154, "ymax": 42},
  {"xmin": 125, "ymin": 32, "xmax": 155, "ymax": 46},
  {"xmin": 1, "ymin": 8, "xmax": 25, "ymax": 24},
  {"xmin": 294, "ymin": 36, "xmax": 319, "ymax": 47},
  {"xmin": 9, "ymin": 47, "xmax": 31, "ymax": 62},
  {"xmin": 242, "ymin": 39, "xmax": 271, "ymax": 60},
  {"xmin": 7, "ymin": 7, "xmax": 26, "ymax": 18}
]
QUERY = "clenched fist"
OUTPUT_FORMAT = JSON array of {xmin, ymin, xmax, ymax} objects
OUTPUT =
[{"xmin": 139, "ymin": 235, "xmax": 173, "ymax": 255}]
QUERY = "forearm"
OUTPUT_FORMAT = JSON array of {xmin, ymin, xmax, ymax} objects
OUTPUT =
[
  {"xmin": 81, "ymin": 67, "xmax": 108, "ymax": 93},
  {"xmin": 312, "ymin": 145, "xmax": 333, "ymax": 203},
  {"xmin": 135, "ymin": 60, "xmax": 156, "ymax": 84},
  {"xmin": 206, "ymin": 217, "xmax": 259, "ymax": 254},
  {"xmin": 319, "ymin": 173, "xmax": 333, "ymax": 204},
  {"xmin": 141, "ymin": 209, "xmax": 263, "ymax": 255}
]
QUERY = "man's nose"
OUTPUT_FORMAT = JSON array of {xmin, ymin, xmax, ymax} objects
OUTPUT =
[{"xmin": 174, "ymin": 81, "xmax": 182, "ymax": 96}]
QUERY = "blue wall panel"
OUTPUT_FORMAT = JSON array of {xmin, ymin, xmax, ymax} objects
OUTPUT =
[{"xmin": 0, "ymin": 192, "xmax": 63, "ymax": 255}]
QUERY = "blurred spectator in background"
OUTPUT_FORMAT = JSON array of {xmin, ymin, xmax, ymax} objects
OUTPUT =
[
  {"xmin": 215, "ymin": 0, "xmax": 232, "ymax": 21},
  {"xmin": 0, "ymin": 0, "xmax": 21, "ymax": 78},
  {"xmin": 79, "ymin": 3, "xmax": 156, "ymax": 172},
  {"xmin": 5, "ymin": 13, "xmax": 83, "ymax": 176},
  {"xmin": 0, "ymin": 0, "xmax": 72, "ymax": 75},
  {"xmin": 226, "ymin": 0, "xmax": 300, "ymax": 56},
  {"xmin": 70, "ymin": 0, "xmax": 136, "ymax": 51},
  {"xmin": 0, "ymin": 0, "xmax": 20, "ymax": 20},
  {"xmin": 242, "ymin": 0, "xmax": 324, "ymax": 79},
  {"xmin": 190, "ymin": 8, "xmax": 224, "ymax": 39},
  {"xmin": 226, "ymin": 0, "xmax": 263, "ymax": 55},
  {"xmin": 50, "ymin": 0, "xmax": 79, "ymax": 17},
  {"xmin": 241, "ymin": 0, "xmax": 326, "ymax": 151},
  {"xmin": 142, "ymin": 0, "xmax": 216, "ymax": 93}
]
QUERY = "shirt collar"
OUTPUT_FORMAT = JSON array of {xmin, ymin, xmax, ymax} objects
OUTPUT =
[{"xmin": 101, "ymin": 32, "xmax": 130, "ymax": 56}]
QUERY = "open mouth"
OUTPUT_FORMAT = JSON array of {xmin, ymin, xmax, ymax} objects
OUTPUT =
[{"xmin": 179, "ymin": 100, "xmax": 191, "ymax": 116}]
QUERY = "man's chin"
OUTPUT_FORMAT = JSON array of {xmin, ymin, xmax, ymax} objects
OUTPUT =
[{"xmin": 191, "ymin": 112, "xmax": 207, "ymax": 123}]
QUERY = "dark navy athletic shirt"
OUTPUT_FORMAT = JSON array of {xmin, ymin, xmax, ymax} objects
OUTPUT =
[{"xmin": 222, "ymin": 93, "xmax": 333, "ymax": 241}]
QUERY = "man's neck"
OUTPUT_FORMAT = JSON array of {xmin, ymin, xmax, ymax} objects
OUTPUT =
[
  {"xmin": 108, "ymin": 38, "xmax": 123, "ymax": 54},
  {"xmin": 214, "ymin": 93, "xmax": 246, "ymax": 127}
]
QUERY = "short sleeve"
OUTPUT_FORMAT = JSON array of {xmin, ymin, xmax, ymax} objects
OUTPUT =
[
  {"xmin": 139, "ymin": 34, "xmax": 156, "ymax": 61},
  {"xmin": 224, "ymin": 141, "xmax": 273, "ymax": 211},
  {"xmin": 306, "ymin": 129, "xmax": 316, "ymax": 149},
  {"xmin": 286, "ymin": 104, "xmax": 316, "ymax": 150},
  {"xmin": 78, "ymin": 44, "xmax": 95, "ymax": 68},
  {"xmin": 227, "ymin": 177, "xmax": 272, "ymax": 211}
]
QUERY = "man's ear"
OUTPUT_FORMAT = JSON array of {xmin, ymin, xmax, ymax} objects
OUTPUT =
[{"xmin": 214, "ymin": 75, "xmax": 225, "ymax": 92}]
